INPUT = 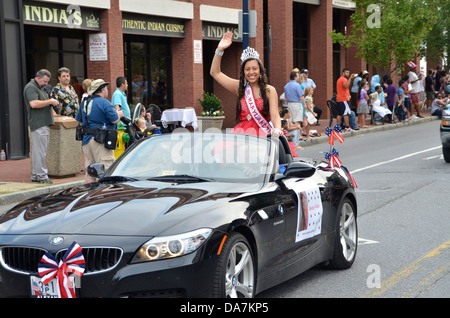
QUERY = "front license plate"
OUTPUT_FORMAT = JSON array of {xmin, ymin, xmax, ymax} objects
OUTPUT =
[{"xmin": 30, "ymin": 276, "xmax": 75, "ymax": 298}]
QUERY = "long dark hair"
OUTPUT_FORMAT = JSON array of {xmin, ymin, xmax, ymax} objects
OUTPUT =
[{"xmin": 235, "ymin": 58, "xmax": 269, "ymax": 123}]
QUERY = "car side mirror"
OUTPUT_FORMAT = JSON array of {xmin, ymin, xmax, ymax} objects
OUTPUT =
[
  {"xmin": 87, "ymin": 163, "xmax": 105, "ymax": 179},
  {"xmin": 283, "ymin": 161, "xmax": 316, "ymax": 178}
]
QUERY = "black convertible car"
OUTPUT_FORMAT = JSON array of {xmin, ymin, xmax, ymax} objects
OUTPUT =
[{"xmin": 0, "ymin": 132, "xmax": 357, "ymax": 298}]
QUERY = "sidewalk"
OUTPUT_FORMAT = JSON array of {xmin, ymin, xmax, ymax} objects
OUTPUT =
[{"xmin": 0, "ymin": 108, "xmax": 437, "ymax": 206}]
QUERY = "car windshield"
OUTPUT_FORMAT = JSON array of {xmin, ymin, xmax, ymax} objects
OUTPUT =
[{"xmin": 107, "ymin": 133, "xmax": 275, "ymax": 183}]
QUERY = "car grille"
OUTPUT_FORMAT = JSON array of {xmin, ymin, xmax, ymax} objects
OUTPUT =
[{"xmin": 0, "ymin": 246, "xmax": 123, "ymax": 275}]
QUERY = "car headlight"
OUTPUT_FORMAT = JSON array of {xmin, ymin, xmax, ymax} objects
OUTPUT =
[{"xmin": 131, "ymin": 228, "xmax": 213, "ymax": 263}]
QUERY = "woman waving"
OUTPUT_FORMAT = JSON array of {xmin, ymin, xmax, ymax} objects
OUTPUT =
[{"xmin": 210, "ymin": 31, "xmax": 282, "ymax": 137}]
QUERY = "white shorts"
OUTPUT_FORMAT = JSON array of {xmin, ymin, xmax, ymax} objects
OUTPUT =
[{"xmin": 287, "ymin": 102, "xmax": 303, "ymax": 122}]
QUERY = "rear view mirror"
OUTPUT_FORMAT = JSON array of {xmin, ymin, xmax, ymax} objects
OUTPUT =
[
  {"xmin": 87, "ymin": 163, "xmax": 105, "ymax": 179},
  {"xmin": 284, "ymin": 162, "xmax": 316, "ymax": 178}
]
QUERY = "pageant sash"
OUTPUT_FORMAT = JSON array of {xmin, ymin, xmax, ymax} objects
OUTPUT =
[{"xmin": 244, "ymin": 84, "xmax": 272, "ymax": 134}]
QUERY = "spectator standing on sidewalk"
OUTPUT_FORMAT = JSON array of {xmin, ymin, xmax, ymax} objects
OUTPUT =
[
  {"xmin": 111, "ymin": 76, "xmax": 134, "ymax": 148},
  {"xmin": 336, "ymin": 68, "xmax": 357, "ymax": 131},
  {"xmin": 357, "ymin": 80, "xmax": 370, "ymax": 128},
  {"xmin": 351, "ymin": 72, "xmax": 362, "ymax": 112},
  {"xmin": 50, "ymin": 67, "xmax": 79, "ymax": 118},
  {"xmin": 407, "ymin": 61, "xmax": 423, "ymax": 118},
  {"xmin": 23, "ymin": 69, "xmax": 60, "ymax": 184},
  {"xmin": 80, "ymin": 78, "xmax": 93, "ymax": 104},
  {"xmin": 425, "ymin": 70, "xmax": 435, "ymax": 110},
  {"xmin": 71, "ymin": 76, "xmax": 84, "ymax": 103},
  {"xmin": 299, "ymin": 69, "xmax": 322, "ymax": 124},
  {"xmin": 385, "ymin": 78, "xmax": 398, "ymax": 123},
  {"xmin": 403, "ymin": 75, "xmax": 412, "ymax": 115},
  {"xmin": 299, "ymin": 69, "xmax": 316, "ymax": 90},
  {"xmin": 284, "ymin": 70, "xmax": 305, "ymax": 142},
  {"xmin": 397, "ymin": 79, "xmax": 410, "ymax": 122},
  {"xmin": 75, "ymin": 79, "xmax": 123, "ymax": 183},
  {"xmin": 435, "ymin": 65, "xmax": 442, "ymax": 92},
  {"xmin": 111, "ymin": 76, "xmax": 131, "ymax": 119}
]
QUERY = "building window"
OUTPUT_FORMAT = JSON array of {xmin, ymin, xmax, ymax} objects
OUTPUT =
[
  {"xmin": 333, "ymin": 8, "xmax": 342, "ymax": 90},
  {"xmin": 293, "ymin": 3, "xmax": 308, "ymax": 70},
  {"xmin": 124, "ymin": 35, "xmax": 172, "ymax": 110},
  {"xmin": 24, "ymin": 25, "xmax": 86, "ymax": 87}
]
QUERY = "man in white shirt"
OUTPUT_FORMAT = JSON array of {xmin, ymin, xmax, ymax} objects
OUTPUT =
[
  {"xmin": 299, "ymin": 69, "xmax": 316, "ymax": 89},
  {"xmin": 407, "ymin": 61, "xmax": 423, "ymax": 118}
]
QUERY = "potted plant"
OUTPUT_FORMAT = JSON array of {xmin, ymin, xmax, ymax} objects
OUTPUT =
[{"xmin": 198, "ymin": 92, "xmax": 225, "ymax": 131}]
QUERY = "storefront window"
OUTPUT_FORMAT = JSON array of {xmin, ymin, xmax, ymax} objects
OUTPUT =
[
  {"xmin": 124, "ymin": 35, "xmax": 171, "ymax": 110},
  {"xmin": 24, "ymin": 26, "xmax": 86, "ymax": 87}
]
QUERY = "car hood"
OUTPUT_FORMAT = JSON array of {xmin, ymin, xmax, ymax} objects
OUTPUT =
[{"xmin": 0, "ymin": 181, "xmax": 260, "ymax": 237}]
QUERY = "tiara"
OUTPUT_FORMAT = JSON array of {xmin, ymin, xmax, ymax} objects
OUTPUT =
[{"xmin": 240, "ymin": 47, "xmax": 260, "ymax": 64}]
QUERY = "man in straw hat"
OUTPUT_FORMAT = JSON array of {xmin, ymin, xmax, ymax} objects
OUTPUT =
[{"xmin": 75, "ymin": 79, "xmax": 123, "ymax": 182}]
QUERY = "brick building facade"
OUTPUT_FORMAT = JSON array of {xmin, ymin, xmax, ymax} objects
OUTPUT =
[{"xmin": 1, "ymin": 0, "xmax": 366, "ymax": 159}]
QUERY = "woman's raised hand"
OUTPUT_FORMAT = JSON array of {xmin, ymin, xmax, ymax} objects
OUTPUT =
[{"xmin": 217, "ymin": 31, "xmax": 234, "ymax": 52}]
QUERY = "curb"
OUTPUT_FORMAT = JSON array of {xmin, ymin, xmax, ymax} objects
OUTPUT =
[
  {"xmin": 0, "ymin": 180, "xmax": 85, "ymax": 207},
  {"xmin": 298, "ymin": 116, "xmax": 438, "ymax": 147}
]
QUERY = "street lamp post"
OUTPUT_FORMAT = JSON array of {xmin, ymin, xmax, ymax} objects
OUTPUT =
[{"xmin": 242, "ymin": 0, "xmax": 249, "ymax": 50}]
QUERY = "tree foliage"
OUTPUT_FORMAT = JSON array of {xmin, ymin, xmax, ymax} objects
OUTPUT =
[
  {"xmin": 330, "ymin": 0, "xmax": 441, "ymax": 76},
  {"xmin": 420, "ymin": 1, "xmax": 450, "ymax": 68}
]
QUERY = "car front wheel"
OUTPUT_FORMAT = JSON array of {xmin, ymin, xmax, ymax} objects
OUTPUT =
[
  {"xmin": 443, "ymin": 147, "xmax": 450, "ymax": 163},
  {"xmin": 213, "ymin": 232, "xmax": 255, "ymax": 298},
  {"xmin": 329, "ymin": 198, "xmax": 358, "ymax": 269}
]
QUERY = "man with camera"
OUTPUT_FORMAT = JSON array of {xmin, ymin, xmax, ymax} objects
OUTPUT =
[{"xmin": 75, "ymin": 79, "xmax": 123, "ymax": 183}]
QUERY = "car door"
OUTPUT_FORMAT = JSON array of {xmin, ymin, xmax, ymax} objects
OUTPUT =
[
  {"xmin": 280, "ymin": 177, "xmax": 325, "ymax": 266},
  {"xmin": 248, "ymin": 187, "xmax": 288, "ymax": 280}
]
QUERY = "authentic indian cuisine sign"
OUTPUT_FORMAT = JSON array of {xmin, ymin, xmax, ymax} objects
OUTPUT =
[{"xmin": 122, "ymin": 13, "xmax": 184, "ymax": 38}]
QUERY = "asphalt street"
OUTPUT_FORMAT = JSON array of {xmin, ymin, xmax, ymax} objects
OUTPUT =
[{"xmin": 258, "ymin": 120, "xmax": 449, "ymax": 298}]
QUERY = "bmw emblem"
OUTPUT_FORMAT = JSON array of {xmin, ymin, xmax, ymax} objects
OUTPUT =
[
  {"xmin": 51, "ymin": 236, "xmax": 64, "ymax": 246},
  {"xmin": 278, "ymin": 205, "xmax": 284, "ymax": 215}
]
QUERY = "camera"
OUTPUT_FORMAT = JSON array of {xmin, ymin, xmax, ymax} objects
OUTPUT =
[{"xmin": 121, "ymin": 116, "xmax": 132, "ymax": 125}]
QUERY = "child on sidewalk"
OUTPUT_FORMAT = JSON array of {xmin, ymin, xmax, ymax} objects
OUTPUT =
[
  {"xmin": 303, "ymin": 87, "xmax": 317, "ymax": 140},
  {"xmin": 397, "ymin": 80, "xmax": 410, "ymax": 122},
  {"xmin": 357, "ymin": 80, "xmax": 370, "ymax": 128},
  {"xmin": 280, "ymin": 108, "xmax": 301, "ymax": 148}
]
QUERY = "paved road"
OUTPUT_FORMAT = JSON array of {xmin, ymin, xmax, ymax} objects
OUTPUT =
[{"xmin": 258, "ymin": 120, "xmax": 449, "ymax": 298}]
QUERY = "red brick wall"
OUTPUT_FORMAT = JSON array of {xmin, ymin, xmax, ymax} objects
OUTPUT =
[
  {"xmin": 268, "ymin": 0, "xmax": 293, "ymax": 99},
  {"xmin": 309, "ymin": 1, "xmax": 333, "ymax": 119},
  {"xmin": 171, "ymin": 5, "xmax": 203, "ymax": 114},
  {"xmin": 86, "ymin": 0, "xmax": 124, "ymax": 89}
]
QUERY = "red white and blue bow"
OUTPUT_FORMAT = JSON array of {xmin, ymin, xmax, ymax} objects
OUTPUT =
[
  {"xmin": 38, "ymin": 241, "xmax": 85, "ymax": 298},
  {"xmin": 325, "ymin": 124, "xmax": 345, "ymax": 145},
  {"xmin": 325, "ymin": 148, "xmax": 342, "ymax": 169}
]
